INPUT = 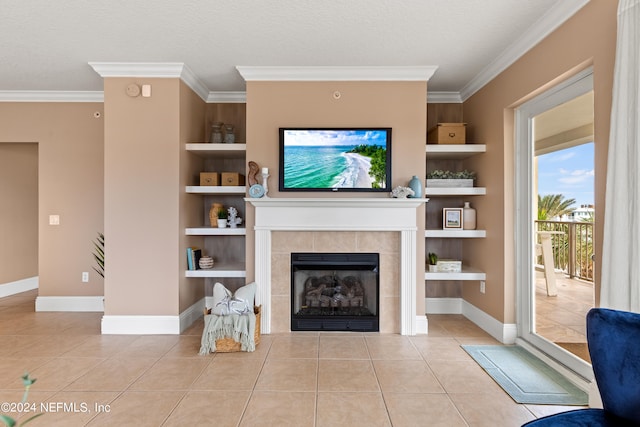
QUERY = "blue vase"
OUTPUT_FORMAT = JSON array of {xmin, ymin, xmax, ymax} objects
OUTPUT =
[{"xmin": 408, "ymin": 175, "xmax": 422, "ymax": 198}]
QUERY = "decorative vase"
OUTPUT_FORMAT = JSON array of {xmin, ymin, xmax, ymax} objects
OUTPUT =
[
  {"xmin": 199, "ymin": 256, "xmax": 214, "ymax": 269},
  {"xmin": 463, "ymin": 201, "xmax": 476, "ymax": 230},
  {"xmin": 210, "ymin": 122, "xmax": 223, "ymax": 143},
  {"xmin": 428, "ymin": 264, "xmax": 438, "ymax": 272},
  {"xmin": 224, "ymin": 124, "xmax": 235, "ymax": 144},
  {"xmin": 408, "ymin": 175, "xmax": 422, "ymax": 198}
]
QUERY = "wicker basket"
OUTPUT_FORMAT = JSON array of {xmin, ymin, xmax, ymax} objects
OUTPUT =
[{"xmin": 203, "ymin": 306, "xmax": 261, "ymax": 352}]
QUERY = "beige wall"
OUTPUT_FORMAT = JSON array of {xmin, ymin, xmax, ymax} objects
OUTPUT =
[
  {"xmin": 103, "ymin": 78, "xmax": 182, "ymax": 316},
  {"xmin": 245, "ymin": 80, "xmax": 427, "ymax": 316},
  {"xmin": 0, "ymin": 103, "xmax": 104, "ymax": 296},
  {"xmin": 0, "ymin": 143, "xmax": 38, "ymax": 284},
  {"xmin": 462, "ymin": 0, "xmax": 616, "ymax": 323}
]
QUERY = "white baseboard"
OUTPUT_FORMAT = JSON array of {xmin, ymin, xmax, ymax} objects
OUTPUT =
[
  {"xmin": 462, "ymin": 300, "xmax": 517, "ymax": 344},
  {"xmin": 36, "ymin": 296, "xmax": 104, "ymax": 312},
  {"xmin": 415, "ymin": 315, "xmax": 428, "ymax": 334},
  {"xmin": 0, "ymin": 276, "xmax": 38, "ymax": 297},
  {"xmin": 425, "ymin": 297, "xmax": 463, "ymax": 314},
  {"xmin": 425, "ymin": 297, "xmax": 517, "ymax": 344},
  {"xmin": 180, "ymin": 298, "xmax": 206, "ymax": 333},
  {"xmin": 101, "ymin": 298, "xmax": 206, "ymax": 335},
  {"xmin": 101, "ymin": 315, "xmax": 181, "ymax": 334}
]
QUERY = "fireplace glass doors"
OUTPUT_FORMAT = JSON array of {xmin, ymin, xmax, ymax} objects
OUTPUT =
[{"xmin": 291, "ymin": 253, "xmax": 379, "ymax": 332}]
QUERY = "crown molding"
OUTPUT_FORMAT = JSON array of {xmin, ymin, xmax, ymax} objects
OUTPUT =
[
  {"xmin": 236, "ymin": 65, "xmax": 438, "ymax": 82},
  {"xmin": 88, "ymin": 62, "xmax": 210, "ymax": 101},
  {"xmin": 0, "ymin": 90, "xmax": 104, "ymax": 102},
  {"xmin": 207, "ymin": 91, "xmax": 247, "ymax": 103},
  {"xmin": 427, "ymin": 91, "xmax": 462, "ymax": 104},
  {"xmin": 459, "ymin": 0, "xmax": 590, "ymax": 101}
]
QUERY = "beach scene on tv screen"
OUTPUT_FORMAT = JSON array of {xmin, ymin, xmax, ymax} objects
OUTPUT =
[{"xmin": 283, "ymin": 129, "xmax": 388, "ymax": 189}]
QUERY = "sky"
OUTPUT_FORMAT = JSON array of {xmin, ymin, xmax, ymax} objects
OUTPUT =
[
  {"xmin": 283, "ymin": 129, "xmax": 388, "ymax": 146},
  {"xmin": 537, "ymin": 142, "xmax": 594, "ymax": 208}
]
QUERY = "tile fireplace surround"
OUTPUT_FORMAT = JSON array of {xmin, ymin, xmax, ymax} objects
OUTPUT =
[{"xmin": 246, "ymin": 198, "xmax": 428, "ymax": 335}]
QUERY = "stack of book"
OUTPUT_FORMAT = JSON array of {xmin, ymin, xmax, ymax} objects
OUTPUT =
[{"xmin": 186, "ymin": 247, "xmax": 202, "ymax": 270}]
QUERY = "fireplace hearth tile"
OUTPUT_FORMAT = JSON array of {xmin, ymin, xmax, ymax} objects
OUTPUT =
[
  {"xmin": 357, "ymin": 231, "xmax": 400, "ymax": 253},
  {"xmin": 312, "ymin": 231, "xmax": 357, "ymax": 252}
]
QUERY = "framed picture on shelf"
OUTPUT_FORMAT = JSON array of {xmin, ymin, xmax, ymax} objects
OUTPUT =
[{"xmin": 443, "ymin": 208, "xmax": 463, "ymax": 229}]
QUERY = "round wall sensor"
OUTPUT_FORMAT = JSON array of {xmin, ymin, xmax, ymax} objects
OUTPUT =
[
  {"xmin": 126, "ymin": 84, "xmax": 141, "ymax": 97},
  {"xmin": 333, "ymin": 91, "xmax": 341, "ymax": 100}
]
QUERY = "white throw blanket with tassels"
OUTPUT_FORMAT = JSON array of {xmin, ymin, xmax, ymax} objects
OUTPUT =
[{"xmin": 199, "ymin": 311, "xmax": 256, "ymax": 354}]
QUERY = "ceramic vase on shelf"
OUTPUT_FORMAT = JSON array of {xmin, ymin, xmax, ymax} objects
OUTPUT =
[
  {"xmin": 463, "ymin": 201, "xmax": 476, "ymax": 230},
  {"xmin": 408, "ymin": 175, "xmax": 422, "ymax": 198},
  {"xmin": 199, "ymin": 256, "xmax": 214, "ymax": 269},
  {"xmin": 209, "ymin": 203, "xmax": 223, "ymax": 227},
  {"xmin": 224, "ymin": 124, "xmax": 235, "ymax": 144},
  {"xmin": 210, "ymin": 122, "xmax": 223, "ymax": 143}
]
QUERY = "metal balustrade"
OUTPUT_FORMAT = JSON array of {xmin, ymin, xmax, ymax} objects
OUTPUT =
[{"xmin": 535, "ymin": 220, "xmax": 594, "ymax": 282}]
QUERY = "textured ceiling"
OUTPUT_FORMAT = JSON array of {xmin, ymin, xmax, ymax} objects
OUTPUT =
[{"xmin": 1, "ymin": 0, "xmax": 587, "ymax": 96}]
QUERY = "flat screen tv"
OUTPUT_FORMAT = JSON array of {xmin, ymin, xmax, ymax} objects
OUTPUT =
[{"xmin": 279, "ymin": 128, "xmax": 392, "ymax": 192}]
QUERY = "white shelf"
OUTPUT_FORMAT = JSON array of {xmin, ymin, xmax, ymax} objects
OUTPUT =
[
  {"xmin": 426, "ymin": 144, "xmax": 486, "ymax": 159},
  {"xmin": 425, "ymin": 187, "xmax": 486, "ymax": 196},
  {"xmin": 425, "ymin": 267, "xmax": 486, "ymax": 281},
  {"xmin": 185, "ymin": 262, "xmax": 246, "ymax": 278},
  {"xmin": 186, "ymin": 186, "xmax": 246, "ymax": 195},
  {"xmin": 186, "ymin": 227, "xmax": 246, "ymax": 236},
  {"xmin": 425, "ymin": 229, "xmax": 486, "ymax": 238},
  {"xmin": 186, "ymin": 143, "xmax": 246, "ymax": 158}
]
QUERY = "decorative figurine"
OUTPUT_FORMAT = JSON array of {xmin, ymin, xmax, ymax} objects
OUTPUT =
[
  {"xmin": 248, "ymin": 161, "xmax": 260, "ymax": 186},
  {"xmin": 390, "ymin": 186, "xmax": 415, "ymax": 199}
]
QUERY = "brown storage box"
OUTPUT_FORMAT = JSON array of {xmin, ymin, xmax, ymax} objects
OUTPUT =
[
  {"xmin": 221, "ymin": 172, "xmax": 245, "ymax": 186},
  {"xmin": 427, "ymin": 123, "xmax": 466, "ymax": 144},
  {"xmin": 199, "ymin": 172, "xmax": 220, "ymax": 186}
]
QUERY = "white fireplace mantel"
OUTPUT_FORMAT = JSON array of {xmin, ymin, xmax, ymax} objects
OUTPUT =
[{"xmin": 246, "ymin": 197, "xmax": 428, "ymax": 335}]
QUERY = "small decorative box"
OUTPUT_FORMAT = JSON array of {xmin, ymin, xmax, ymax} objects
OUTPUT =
[
  {"xmin": 436, "ymin": 260, "xmax": 462, "ymax": 273},
  {"xmin": 200, "ymin": 172, "xmax": 220, "ymax": 186}
]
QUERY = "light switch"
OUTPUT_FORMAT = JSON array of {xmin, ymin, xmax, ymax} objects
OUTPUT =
[
  {"xmin": 49, "ymin": 215, "xmax": 60, "ymax": 225},
  {"xmin": 142, "ymin": 84, "xmax": 151, "ymax": 97}
]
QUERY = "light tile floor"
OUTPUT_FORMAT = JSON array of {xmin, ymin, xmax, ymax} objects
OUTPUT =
[{"xmin": 0, "ymin": 290, "xmax": 584, "ymax": 426}]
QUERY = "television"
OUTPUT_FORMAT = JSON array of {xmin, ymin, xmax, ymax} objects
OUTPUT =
[{"xmin": 279, "ymin": 128, "xmax": 392, "ymax": 192}]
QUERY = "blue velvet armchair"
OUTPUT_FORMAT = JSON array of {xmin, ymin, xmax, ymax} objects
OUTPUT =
[{"xmin": 523, "ymin": 308, "xmax": 640, "ymax": 426}]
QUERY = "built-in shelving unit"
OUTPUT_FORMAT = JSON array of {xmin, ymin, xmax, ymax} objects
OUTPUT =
[
  {"xmin": 425, "ymin": 143, "xmax": 486, "ymax": 282},
  {"xmin": 185, "ymin": 141, "xmax": 246, "ymax": 278}
]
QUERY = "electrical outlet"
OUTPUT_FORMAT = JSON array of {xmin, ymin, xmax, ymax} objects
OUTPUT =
[
  {"xmin": 480, "ymin": 281, "xmax": 486, "ymax": 294},
  {"xmin": 82, "ymin": 272, "xmax": 89, "ymax": 282}
]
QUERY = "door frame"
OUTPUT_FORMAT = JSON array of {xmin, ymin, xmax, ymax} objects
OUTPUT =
[{"xmin": 514, "ymin": 67, "xmax": 594, "ymax": 382}]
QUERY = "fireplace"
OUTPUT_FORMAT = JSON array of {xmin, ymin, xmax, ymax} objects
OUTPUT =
[
  {"xmin": 247, "ymin": 197, "xmax": 427, "ymax": 335},
  {"xmin": 291, "ymin": 253, "xmax": 379, "ymax": 332}
]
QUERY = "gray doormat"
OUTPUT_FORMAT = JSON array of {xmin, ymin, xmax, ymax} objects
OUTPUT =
[{"xmin": 462, "ymin": 345, "xmax": 588, "ymax": 405}]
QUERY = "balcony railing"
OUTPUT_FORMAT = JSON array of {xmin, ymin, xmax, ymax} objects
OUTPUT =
[{"xmin": 535, "ymin": 220, "xmax": 594, "ymax": 282}]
